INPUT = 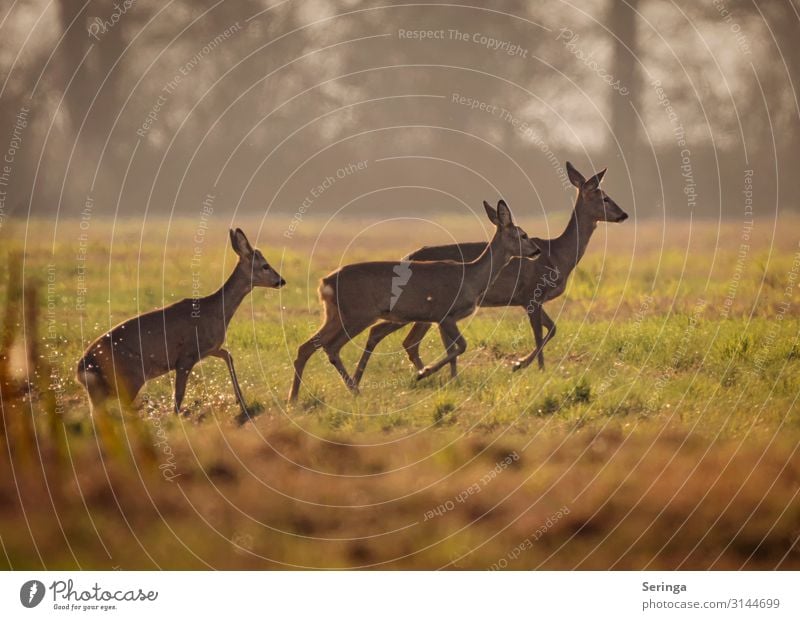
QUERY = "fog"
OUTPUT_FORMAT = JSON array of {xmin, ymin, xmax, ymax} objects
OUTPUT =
[{"xmin": 0, "ymin": 0, "xmax": 796, "ymax": 225}]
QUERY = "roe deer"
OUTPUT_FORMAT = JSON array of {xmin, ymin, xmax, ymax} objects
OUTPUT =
[
  {"xmin": 287, "ymin": 200, "xmax": 540, "ymax": 402},
  {"xmin": 76, "ymin": 229, "xmax": 285, "ymax": 415},
  {"xmin": 356, "ymin": 162, "xmax": 628, "ymax": 379}
]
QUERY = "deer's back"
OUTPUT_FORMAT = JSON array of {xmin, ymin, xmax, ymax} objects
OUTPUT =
[
  {"xmin": 79, "ymin": 298, "xmax": 226, "ymax": 387},
  {"xmin": 406, "ymin": 241, "xmax": 565, "ymax": 308},
  {"xmin": 322, "ymin": 260, "xmax": 482, "ymax": 323},
  {"xmin": 406, "ymin": 242, "xmax": 486, "ymax": 262}
]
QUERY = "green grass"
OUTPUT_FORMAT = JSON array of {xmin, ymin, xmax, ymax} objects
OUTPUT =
[{"xmin": 0, "ymin": 216, "xmax": 799, "ymax": 569}]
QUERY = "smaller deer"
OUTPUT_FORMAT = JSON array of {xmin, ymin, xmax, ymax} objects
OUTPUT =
[
  {"xmin": 356, "ymin": 162, "xmax": 628, "ymax": 378},
  {"xmin": 76, "ymin": 229, "xmax": 285, "ymax": 415},
  {"xmin": 288, "ymin": 200, "xmax": 540, "ymax": 402}
]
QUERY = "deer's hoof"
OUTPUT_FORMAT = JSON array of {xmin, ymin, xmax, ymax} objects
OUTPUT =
[
  {"xmin": 511, "ymin": 359, "xmax": 528, "ymax": 372},
  {"xmin": 346, "ymin": 383, "xmax": 361, "ymax": 396},
  {"xmin": 417, "ymin": 368, "xmax": 432, "ymax": 381}
]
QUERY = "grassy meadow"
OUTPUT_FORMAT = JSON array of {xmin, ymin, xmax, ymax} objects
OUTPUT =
[{"xmin": 0, "ymin": 214, "xmax": 799, "ymax": 569}]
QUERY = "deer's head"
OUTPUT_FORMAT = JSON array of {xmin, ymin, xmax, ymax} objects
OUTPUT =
[
  {"xmin": 229, "ymin": 228, "xmax": 286, "ymax": 288},
  {"xmin": 483, "ymin": 200, "xmax": 541, "ymax": 259},
  {"xmin": 567, "ymin": 162, "xmax": 628, "ymax": 224}
]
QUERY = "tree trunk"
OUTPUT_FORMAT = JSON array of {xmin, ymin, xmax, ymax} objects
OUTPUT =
[{"xmin": 607, "ymin": 0, "xmax": 641, "ymax": 164}]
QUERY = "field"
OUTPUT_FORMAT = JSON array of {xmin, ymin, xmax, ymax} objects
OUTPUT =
[{"xmin": 0, "ymin": 214, "xmax": 799, "ymax": 569}]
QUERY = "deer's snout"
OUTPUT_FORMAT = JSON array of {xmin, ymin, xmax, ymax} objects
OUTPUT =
[
  {"xmin": 617, "ymin": 212, "xmax": 629, "ymax": 222},
  {"xmin": 276, "ymin": 278, "xmax": 286, "ymax": 288}
]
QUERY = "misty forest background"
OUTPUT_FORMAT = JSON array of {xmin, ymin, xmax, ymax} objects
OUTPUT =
[{"xmin": 0, "ymin": 0, "xmax": 797, "ymax": 228}]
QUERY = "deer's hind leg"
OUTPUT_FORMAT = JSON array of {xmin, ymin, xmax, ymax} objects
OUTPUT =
[
  {"xmin": 438, "ymin": 324, "xmax": 458, "ymax": 378},
  {"xmin": 289, "ymin": 324, "xmax": 332, "ymax": 403},
  {"xmin": 288, "ymin": 311, "xmax": 369, "ymax": 402},
  {"xmin": 405, "ymin": 322, "xmax": 458, "ymax": 378},
  {"xmin": 322, "ymin": 317, "xmax": 374, "ymax": 395},
  {"xmin": 417, "ymin": 318, "xmax": 466, "ymax": 381},
  {"xmin": 209, "ymin": 348, "xmax": 248, "ymax": 413},
  {"xmin": 402, "ymin": 322, "xmax": 432, "ymax": 370},
  {"xmin": 353, "ymin": 321, "xmax": 408, "ymax": 388}
]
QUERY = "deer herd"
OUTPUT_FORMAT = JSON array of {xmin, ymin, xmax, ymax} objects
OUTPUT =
[{"xmin": 77, "ymin": 162, "xmax": 627, "ymax": 416}]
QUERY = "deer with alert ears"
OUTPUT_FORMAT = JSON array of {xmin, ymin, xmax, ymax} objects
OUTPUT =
[
  {"xmin": 355, "ymin": 162, "xmax": 628, "ymax": 380},
  {"xmin": 287, "ymin": 200, "xmax": 541, "ymax": 402},
  {"xmin": 76, "ymin": 229, "xmax": 285, "ymax": 415}
]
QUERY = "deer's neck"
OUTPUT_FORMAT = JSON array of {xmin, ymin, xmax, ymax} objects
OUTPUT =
[
  {"xmin": 465, "ymin": 229, "xmax": 511, "ymax": 295},
  {"xmin": 551, "ymin": 196, "xmax": 597, "ymax": 276},
  {"xmin": 214, "ymin": 264, "xmax": 253, "ymax": 327}
]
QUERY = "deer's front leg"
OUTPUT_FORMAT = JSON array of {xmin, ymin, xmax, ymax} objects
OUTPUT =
[
  {"xmin": 417, "ymin": 319, "xmax": 466, "ymax": 381},
  {"xmin": 538, "ymin": 308, "xmax": 556, "ymax": 367},
  {"xmin": 512, "ymin": 305, "xmax": 542, "ymax": 372},
  {"xmin": 173, "ymin": 362, "xmax": 195, "ymax": 414},
  {"xmin": 512, "ymin": 306, "xmax": 556, "ymax": 372},
  {"xmin": 210, "ymin": 348, "xmax": 248, "ymax": 413}
]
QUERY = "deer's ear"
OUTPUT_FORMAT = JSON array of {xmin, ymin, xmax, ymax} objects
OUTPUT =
[
  {"xmin": 483, "ymin": 200, "xmax": 500, "ymax": 226},
  {"xmin": 566, "ymin": 161, "xmax": 585, "ymax": 188},
  {"xmin": 231, "ymin": 228, "xmax": 254, "ymax": 258},
  {"xmin": 584, "ymin": 168, "xmax": 607, "ymax": 191},
  {"xmin": 496, "ymin": 199, "xmax": 514, "ymax": 227}
]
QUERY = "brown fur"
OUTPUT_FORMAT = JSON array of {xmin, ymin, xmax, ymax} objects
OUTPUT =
[
  {"xmin": 76, "ymin": 229, "xmax": 284, "ymax": 415},
  {"xmin": 288, "ymin": 200, "xmax": 541, "ymax": 402}
]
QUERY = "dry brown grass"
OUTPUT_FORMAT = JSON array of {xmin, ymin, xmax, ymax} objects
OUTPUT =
[
  {"xmin": 1, "ymin": 217, "xmax": 799, "ymax": 569},
  {"xmin": 2, "ymin": 418, "xmax": 798, "ymax": 569}
]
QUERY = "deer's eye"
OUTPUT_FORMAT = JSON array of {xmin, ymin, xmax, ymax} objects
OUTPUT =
[{"xmin": 263, "ymin": 264, "xmax": 271, "ymax": 271}]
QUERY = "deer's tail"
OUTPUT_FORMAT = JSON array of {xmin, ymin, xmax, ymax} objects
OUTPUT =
[{"xmin": 318, "ymin": 276, "xmax": 342, "ymax": 325}]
